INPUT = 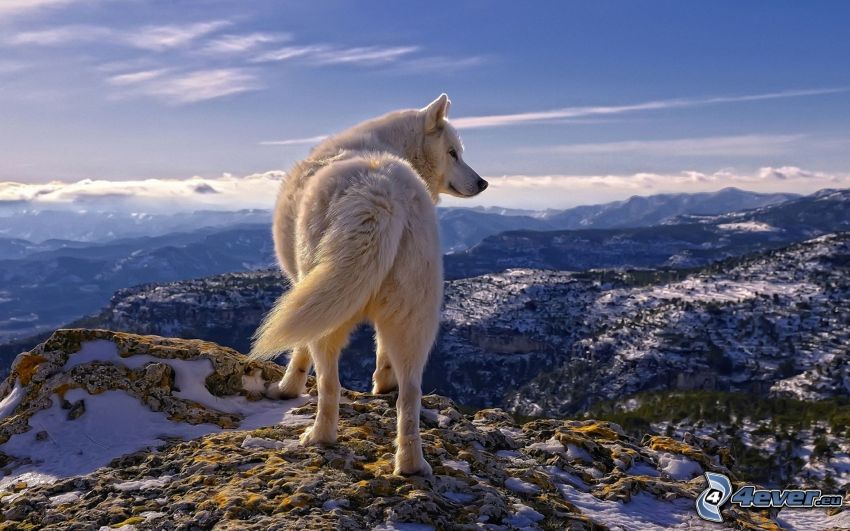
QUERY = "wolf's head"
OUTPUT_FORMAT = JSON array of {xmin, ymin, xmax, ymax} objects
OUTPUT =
[{"xmin": 416, "ymin": 94, "xmax": 487, "ymax": 199}]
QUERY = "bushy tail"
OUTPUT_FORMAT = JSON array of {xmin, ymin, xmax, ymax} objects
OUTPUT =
[{"xmin": 249, "ymin": 190, "xmax": 404, "ymax": 360}]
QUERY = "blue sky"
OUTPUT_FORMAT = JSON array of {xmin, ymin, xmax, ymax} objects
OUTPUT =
[{"xmin": 2, "ymin": 0, "xmax": 850, "ymax": 209}]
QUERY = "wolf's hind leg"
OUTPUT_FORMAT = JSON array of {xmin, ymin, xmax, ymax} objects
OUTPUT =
[
  {"xmin": 371, "ymin": 334, "xmax": 398, "ymax": 394},
  {"xmin": 265, "ymin": 346, "xmax": 312, "ymax": 399},
  {"xmin": 299, "ymin": 324, "xmax": 353, "ymax": 446}
]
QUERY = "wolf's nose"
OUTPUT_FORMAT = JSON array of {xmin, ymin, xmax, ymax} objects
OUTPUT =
[{"xmin": 477, "ymin": 179, "xmax": 488, "ymax": 192}]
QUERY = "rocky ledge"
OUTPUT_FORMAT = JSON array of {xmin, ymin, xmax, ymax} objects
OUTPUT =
[{"xmin": 0, "ymin": 329, "xmax": 838, "ymax": 530}]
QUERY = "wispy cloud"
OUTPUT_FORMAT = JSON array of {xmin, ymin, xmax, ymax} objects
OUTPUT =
[
  {"xmin": 250, "ymin": 45, "xmax": 327, "ymax": 63},
  {"xmin": 124, "ymin": 20, "xmax": 230, "ymax": 51},
  {"xmin": 108, "ymin": 68, "xmax": 262, "ymax": 104},
  {"xmin": 312, "ymin": 46, "xmax": 419, "ymax": 65},
  {"xmin": 452, "ymin": 88, "xmax": 849, "ymax": 129},
  {"xmin": 107, "ymin": 68, "xmax": 172, "ymax": 86},
  {"xmin": 9, "ymin": 25, "xmax": 111, "ymax": 45},
  {"xmin": 0, "ymin": 0, "xmax": 88, "ymax": 17},
  {"xmin": 259, "ymin": 135, "xmax": 329, "ymax": 146},
  {"xmin": 251, "ymin": 44, "xmax": 419, "ymax": 66},
  {"xmin": 200, "ymin": 32, "xmax": 291, "ymax": 55},
  {"xmin": 521, "ymin": 134, "xmax": 804, "ymax": 157},
  {"xmin": 8, "ymin": 20, "xmax": 230, "ymax": 50}
]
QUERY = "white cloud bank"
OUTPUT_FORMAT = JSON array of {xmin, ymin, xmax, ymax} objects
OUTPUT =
[
  {"xmin": 2, "ymin": 166, "xmax": 848, "ymax": 212},
  {"xmin": 457, "ymin": 166, "xmax": 850, "ymax": 209},
  {"xmin": 0, "ymin": 172, "xmax": 285, "ymax": 212}
]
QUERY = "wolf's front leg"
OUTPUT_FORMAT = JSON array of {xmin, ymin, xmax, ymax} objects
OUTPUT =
[
  {"xmin": 266, "ymin": 346, "xmax": 311, "ymax": 399},
  {"xmin": 394, "ymin": 372, "xmax": 432, "ymax": 476},
  {"xmin": 374, "ymin": 319, "xmax": 433, "ymax": 476}
]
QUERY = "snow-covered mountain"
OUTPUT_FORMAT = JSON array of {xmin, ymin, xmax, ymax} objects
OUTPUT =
[
  {"xmin": 544, "ymin": 187, "xmax": 798, "ymax": 228},
  {"xmin": 445, "ymin": 187, "xmax": 850, "ymax": 278},
  {"xmin": 438, "ymin": 187, "xmax": 797, "ymax": 252},
  {"xmin": 508, "ymin": 232, "xmax": 850, "ymax": 414}
]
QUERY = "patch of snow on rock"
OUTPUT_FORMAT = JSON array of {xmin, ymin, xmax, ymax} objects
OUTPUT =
[
  {"xmin": 506, "ymin": 503, "xmax": 545, "ymax": 528},
  {"xmin": 558, "ymin": 484, "xmax": 708, "ymax": 530},
  {"xmin": 528, "ymin": 437, "xmax": 564, "ymax": 454},
  {"xmin": 113, "ymin": 475, "xmax": 173, "ymax": 492},
  {"xmin": 505, "ymin": 477, "xmax": 540, "ymax": 494},
  {"xmin": 657, "ymin": 452, "xmax": 702, "ymax": 480},
  {"xmin": 0, "ymin": 382, "xmax": 24, "ymax": 419}
]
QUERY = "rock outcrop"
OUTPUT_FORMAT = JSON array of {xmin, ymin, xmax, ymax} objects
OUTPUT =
[{"xmin": 0, "ymin": 329, "xmax": 838, "ymax": 529}]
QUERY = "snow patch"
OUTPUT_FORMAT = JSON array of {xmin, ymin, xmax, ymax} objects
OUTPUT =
[
  {"xmin": 776, "ymin": 506, "xmax": 850, "ymax": 530},
  {"xmin": 558, "ymin": 483, "xmax": 708, "ymax": 530},
  {"xmin": 718, "ymin": 221, "xmax": 777, "ymax": 232},
  {"xmin": 1, "ymin": 340, "xmax": 313, "ymax": 491},
  {"xmin": 114, "ymin": 475, "xmax": 173, "ymax": 492},
  {"xmin": 528, "ymin": 437, "xmax": 564, "ymax": 454},
  {"xmin": 49, "ymin": 490, "xmax": 82, "ymax": 506},
  {"xmin": 505, "ymin": 503, "xmax": 545, "ymax": 528},
  {"xmin": 627, "ymin": 460, "xmax": 660, "ymax": 477},
  {"xmin": 566, "ymin": 443, "xmax": 593, "ymax": 463},
  {"xmin": 505, "ymin": 477, "xmax": 540, "ymax": 494},
  {"xmin": 657, "ymin": 452, "xmax": 702, "ymax": 480},
  {"xmin": 0, "ymin": 382, "xmax": 24, "ymax": 419}
]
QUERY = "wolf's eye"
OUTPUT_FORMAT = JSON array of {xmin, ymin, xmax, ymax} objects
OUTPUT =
[{"xmin": 449, "ymin": 149, "xmax": 458, "ymax": 160}]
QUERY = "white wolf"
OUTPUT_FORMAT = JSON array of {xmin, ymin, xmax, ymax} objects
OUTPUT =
[{"xmin": 249, "ymin": 94, "xmax": 487, "ymax": 475}]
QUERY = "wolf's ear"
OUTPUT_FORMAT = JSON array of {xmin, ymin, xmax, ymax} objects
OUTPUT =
[{"xmin": 422, "ymin": 93, "xmax": 451, "ymax": 132}]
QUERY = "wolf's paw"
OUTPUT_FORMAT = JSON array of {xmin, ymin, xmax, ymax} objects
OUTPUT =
[
  {"xmin": 371, "ymin": 366, "xmax": 398, "ymax": 394},
  {"xmin": 265, "ymin": 377, "xmax": 305, "ymax": 400},
  {"xmin": 394, "ymin": 454, "xmax": 432, "ymax": 476},
  {"xmin": 299, "ymin": 425, "xmax": 337, "ymax": 446}
]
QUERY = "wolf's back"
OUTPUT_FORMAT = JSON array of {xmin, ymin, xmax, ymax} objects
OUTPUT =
[{"xmin": 249, "ymin": 157, "xmax": 418, "ymax": 359}]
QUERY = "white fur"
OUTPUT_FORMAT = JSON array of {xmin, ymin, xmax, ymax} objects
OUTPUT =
[{"xmin": 250, "ymin": 94, "xmax": 485, "ymax": 475}]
